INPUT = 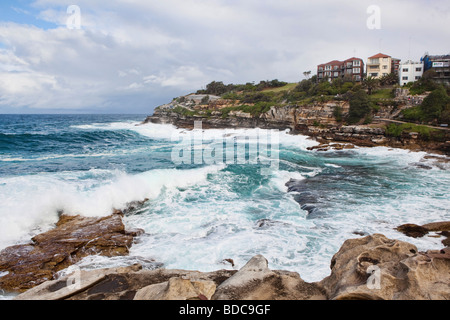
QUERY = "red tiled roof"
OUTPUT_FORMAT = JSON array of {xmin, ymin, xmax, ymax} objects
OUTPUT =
[
  {"xmin": 368, "ymin": 53, "xmax": 391, "ymax": 59},
  {"xmin": 318, "ymin": 60, "xmax": 343, "ymax": 67},
  {"xmin": 344, "ymin": 57, "xmax": 363, "ymax": 62}
]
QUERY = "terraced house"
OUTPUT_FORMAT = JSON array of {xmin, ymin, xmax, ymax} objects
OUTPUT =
[{"xmin": 317, "ymin": 57, "xmax": 364, "ymax": 82}]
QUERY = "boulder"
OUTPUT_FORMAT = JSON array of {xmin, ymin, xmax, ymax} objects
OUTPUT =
[
  {"xmin": 211, "ymin": 255, "xmax": 326, "ymax": 300},
  {"xmin": 134, "ymin": 277, "xmax": 216, "ymax": 300},
  {"xmin": 0, "ymin": 213, "xmax": 143, "ymax": 293},
  {"xmin": 319, "ymin": 234, "xmax": 450, "ymax": 300}
]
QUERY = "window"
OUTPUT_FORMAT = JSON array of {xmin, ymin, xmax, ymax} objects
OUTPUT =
[
  {"xmin": 383, "ymin": 65, "xmax": 388, "ymax": 69},
  {"xmin": 325, "ymin": 65, "xmax": 331, "ymax": 70},
  {"xmin": 333, "ymin": 72, "xmax": 339, "ymax": 77},
  {"xmin": 353, "ymin": 68, "xmax": 360, "ymax": 74},
  {"xmin": 402, "ymin": 76, "xmax": 409, "ymax": 80},
  {"xmin": 415, "ymin": 76, "xmax": 421, "ymax": 80},
  {"xmin": 353, "ymin": 60, "xmax": 361, "ymax": 67},
  {"xmin": 354, "ymin": 75, "xmax": 361, "ymax": 81},
  {"xmin": 402, "ymin": 68, "xmax": 409, "ymax": 72},
  {"xmin": 318, "ymin": 67, "xmax": 323, "ymax": 71},
  {"xmin": 370, "ymin": 73, "xmax": 378, "ymax": 77},
  {"xmin": 333, "ymin": 66, "xmax": 339, "ymax": 70},
  {"xmin": 416, "ymin": 68, "xmax": 422, "ymax": 72}
]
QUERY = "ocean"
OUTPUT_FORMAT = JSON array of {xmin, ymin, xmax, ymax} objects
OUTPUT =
[{"xmin": 0, "ymin": 114, "xmax": 449, "ymax": 297}]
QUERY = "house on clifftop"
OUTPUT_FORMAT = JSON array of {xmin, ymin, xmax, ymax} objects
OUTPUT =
[{"xmin": 317, "ymin": 57, "xmax": 364, "ymax": 82}]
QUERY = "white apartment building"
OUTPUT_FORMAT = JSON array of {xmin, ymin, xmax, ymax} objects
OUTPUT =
[{"xmin": 399, "ymin": 60, "xmax": 424, "ymax": 86}]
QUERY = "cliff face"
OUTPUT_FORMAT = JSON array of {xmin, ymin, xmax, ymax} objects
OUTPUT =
[
  {"xmin": 144, "ymin": 96, "xmax": 348, "ymax": 129},
  {"xmin": 143, "ymin": 93, "xmax": 450, "ymax": 155}
]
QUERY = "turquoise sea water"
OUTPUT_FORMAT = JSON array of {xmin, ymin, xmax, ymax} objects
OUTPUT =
[{"xmin": 0, "ymin": 114, "xmax": 449, "ymax": 293}]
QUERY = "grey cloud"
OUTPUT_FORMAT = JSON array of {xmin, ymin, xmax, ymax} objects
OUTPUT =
[{"xmin": 0, "ymin": 0, "xmax": 448, "ymax": 113}]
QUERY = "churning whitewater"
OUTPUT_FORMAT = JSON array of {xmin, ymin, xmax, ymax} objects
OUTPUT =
[{"xmin": 0, "ymin": 114, "xmax": 449, "ymax": 289}]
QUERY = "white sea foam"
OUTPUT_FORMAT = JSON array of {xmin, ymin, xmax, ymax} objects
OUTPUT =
[
  {"xmin": 0, "ymin": 165, "xmax": 224, "ymax": 250},
  {"xmin": 3, "ymin": 119, "xmax": 449, "ymax": 286}
]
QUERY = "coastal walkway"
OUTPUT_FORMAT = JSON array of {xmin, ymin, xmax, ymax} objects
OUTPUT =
[{"xmin": 374, "ymin": 118, "xmax": 450, "ymax": 132}]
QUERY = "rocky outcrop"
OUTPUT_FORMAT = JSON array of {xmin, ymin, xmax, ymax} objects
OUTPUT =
[
  {"xmin": 211, "ymin": 255, "xmax": 326, "ymax": 300},
  {"xmin": 0, "ymin": 213, "xmax": 144, "ymax": 293},
  {"xmin": 319, "ymin": 234, "xmax": 450, "ymax": 300},
  {"xmin": 144, "ymin": 96, "xmax": 450, "ymax": 155},
  {"xmin": 13, "ymin": 234, "xmax": 450, "ymax": 300},
  {"xmin": 135, "ymin": 277, "xmax": 217, "ymax": 301},
  {"xmin": 396, "ymin": 221, "xmax": 450, "ymax": 246}
]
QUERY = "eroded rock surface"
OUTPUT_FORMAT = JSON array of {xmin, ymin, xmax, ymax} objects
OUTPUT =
[
  {"xmin": 0, "ymin": 213, "xmax": 143, "ymax": 293},
  {"xmin": 12, "ymin": 234, "xmax": 450, "ymax": 300},
  {"xmin": 319, "ymin": 234, "xmax": 450, "ymax": 300}
]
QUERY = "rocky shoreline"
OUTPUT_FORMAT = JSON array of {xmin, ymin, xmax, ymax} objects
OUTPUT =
[
  {"xmin": 143, "ymin": 99, "xmax": 450, "ymax": 156},
  {"xmin": 0, "ymin": 211, "xmax": 148, "ymax": 293},
  {"xmin": 1, "ymin": 201, "xmax": 448, "ymax": 300},
  {"xmin": 1, "ymin": 109, "xmax": 449, "ymax": 300},
  {"xmin": 10, "ymin": 233, "xmax": 450, "ymax": 300}
]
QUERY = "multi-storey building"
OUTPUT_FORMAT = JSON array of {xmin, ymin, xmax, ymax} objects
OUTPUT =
[
  {"xmin": 398, "ymin": 60, "xmax": 424, "ymax": 86},
  {"xmin": 421, "ymin": 54, "xmax": 450, "ymax": 84},
  {"xmin": 366, "ymin": 53, "xmax": 401, "ymax": 79},
  {"xmin": 317, "ymin": 57, "xmax": 364, "ymax": 82}
]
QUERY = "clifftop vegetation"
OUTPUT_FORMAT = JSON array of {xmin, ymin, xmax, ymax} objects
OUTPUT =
[{"xmin": 166, "ymin": 74, "xmax": 449, "ymax": 127}]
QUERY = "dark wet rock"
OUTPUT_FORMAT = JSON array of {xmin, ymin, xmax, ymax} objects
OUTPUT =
[
  {"xmin": 396, "ymin": 221, "xmax": 450, "ymax": 246},
  {"xmin": 221, "ymin": 259, "xmax": 235, "ymax": 268},
  {"xmin": 120, "ymin": 198, "xmax": 150, "ymax": 215},
  {"xmin": 409, "ymin": 162, "xmax": 433, "ymax": 170},
  {"xmin": 353, "ymin": 230, "xmax": 370, "ymax": 237},
  {"xmin": 395, "ymin": 224, "xmax": 429, "ymax": 238}
]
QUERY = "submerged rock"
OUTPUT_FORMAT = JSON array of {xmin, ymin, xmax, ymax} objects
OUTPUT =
[{"xmin": 0, "ymin": 213, "xmax": 144, "ymax": 293}]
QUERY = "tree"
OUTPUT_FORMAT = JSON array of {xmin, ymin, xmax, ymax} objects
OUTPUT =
[
  {"xmin": 303, "ymin": 71, "xmax": 312, "ymax": 79},
  {"xmin": 363, "ymin": 76, "xmax": 380, "ymax": 95},
  {"xmin": 348, "ymin": 89, "xmax": 372, "ymax": 124},
  {"xmin": 420, "ymin": 86, "xmax": 450, "ymax": 122},
  {"xmin": 379, "ymin": 73, "xmax": 398, "ymax": 86},
  {"xmin": 204, "ymin": 81, "xmax": 228, "ymax": 95},
  {"xmin": 201, "ymin": 95, "xmax": 210, "ymax": 105}
]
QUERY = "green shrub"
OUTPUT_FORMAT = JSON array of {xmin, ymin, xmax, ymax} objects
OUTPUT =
[{"xmin": 347, "ymin": 90, "xmax": 371, "ymax": 124}]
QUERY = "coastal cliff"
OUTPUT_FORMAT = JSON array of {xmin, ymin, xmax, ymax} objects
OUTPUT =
[{"xmin": 143, "ymin": 91, "xmax": 450, "ymax": 155}]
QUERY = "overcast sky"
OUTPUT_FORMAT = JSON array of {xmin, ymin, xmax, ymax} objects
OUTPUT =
[{"xmin": 0, "ymin": 0, "xmax": 449, "ymax": 114}]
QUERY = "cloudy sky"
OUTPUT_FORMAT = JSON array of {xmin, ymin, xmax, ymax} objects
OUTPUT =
[{"xmin": 0, "ymin": 0, "xmax": 449, "ymax": 114}]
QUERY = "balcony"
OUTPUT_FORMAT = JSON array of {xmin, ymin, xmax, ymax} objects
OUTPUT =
[{"xmin": 367, "ymin": 59, "xmax": 380, "ymax": 66}]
